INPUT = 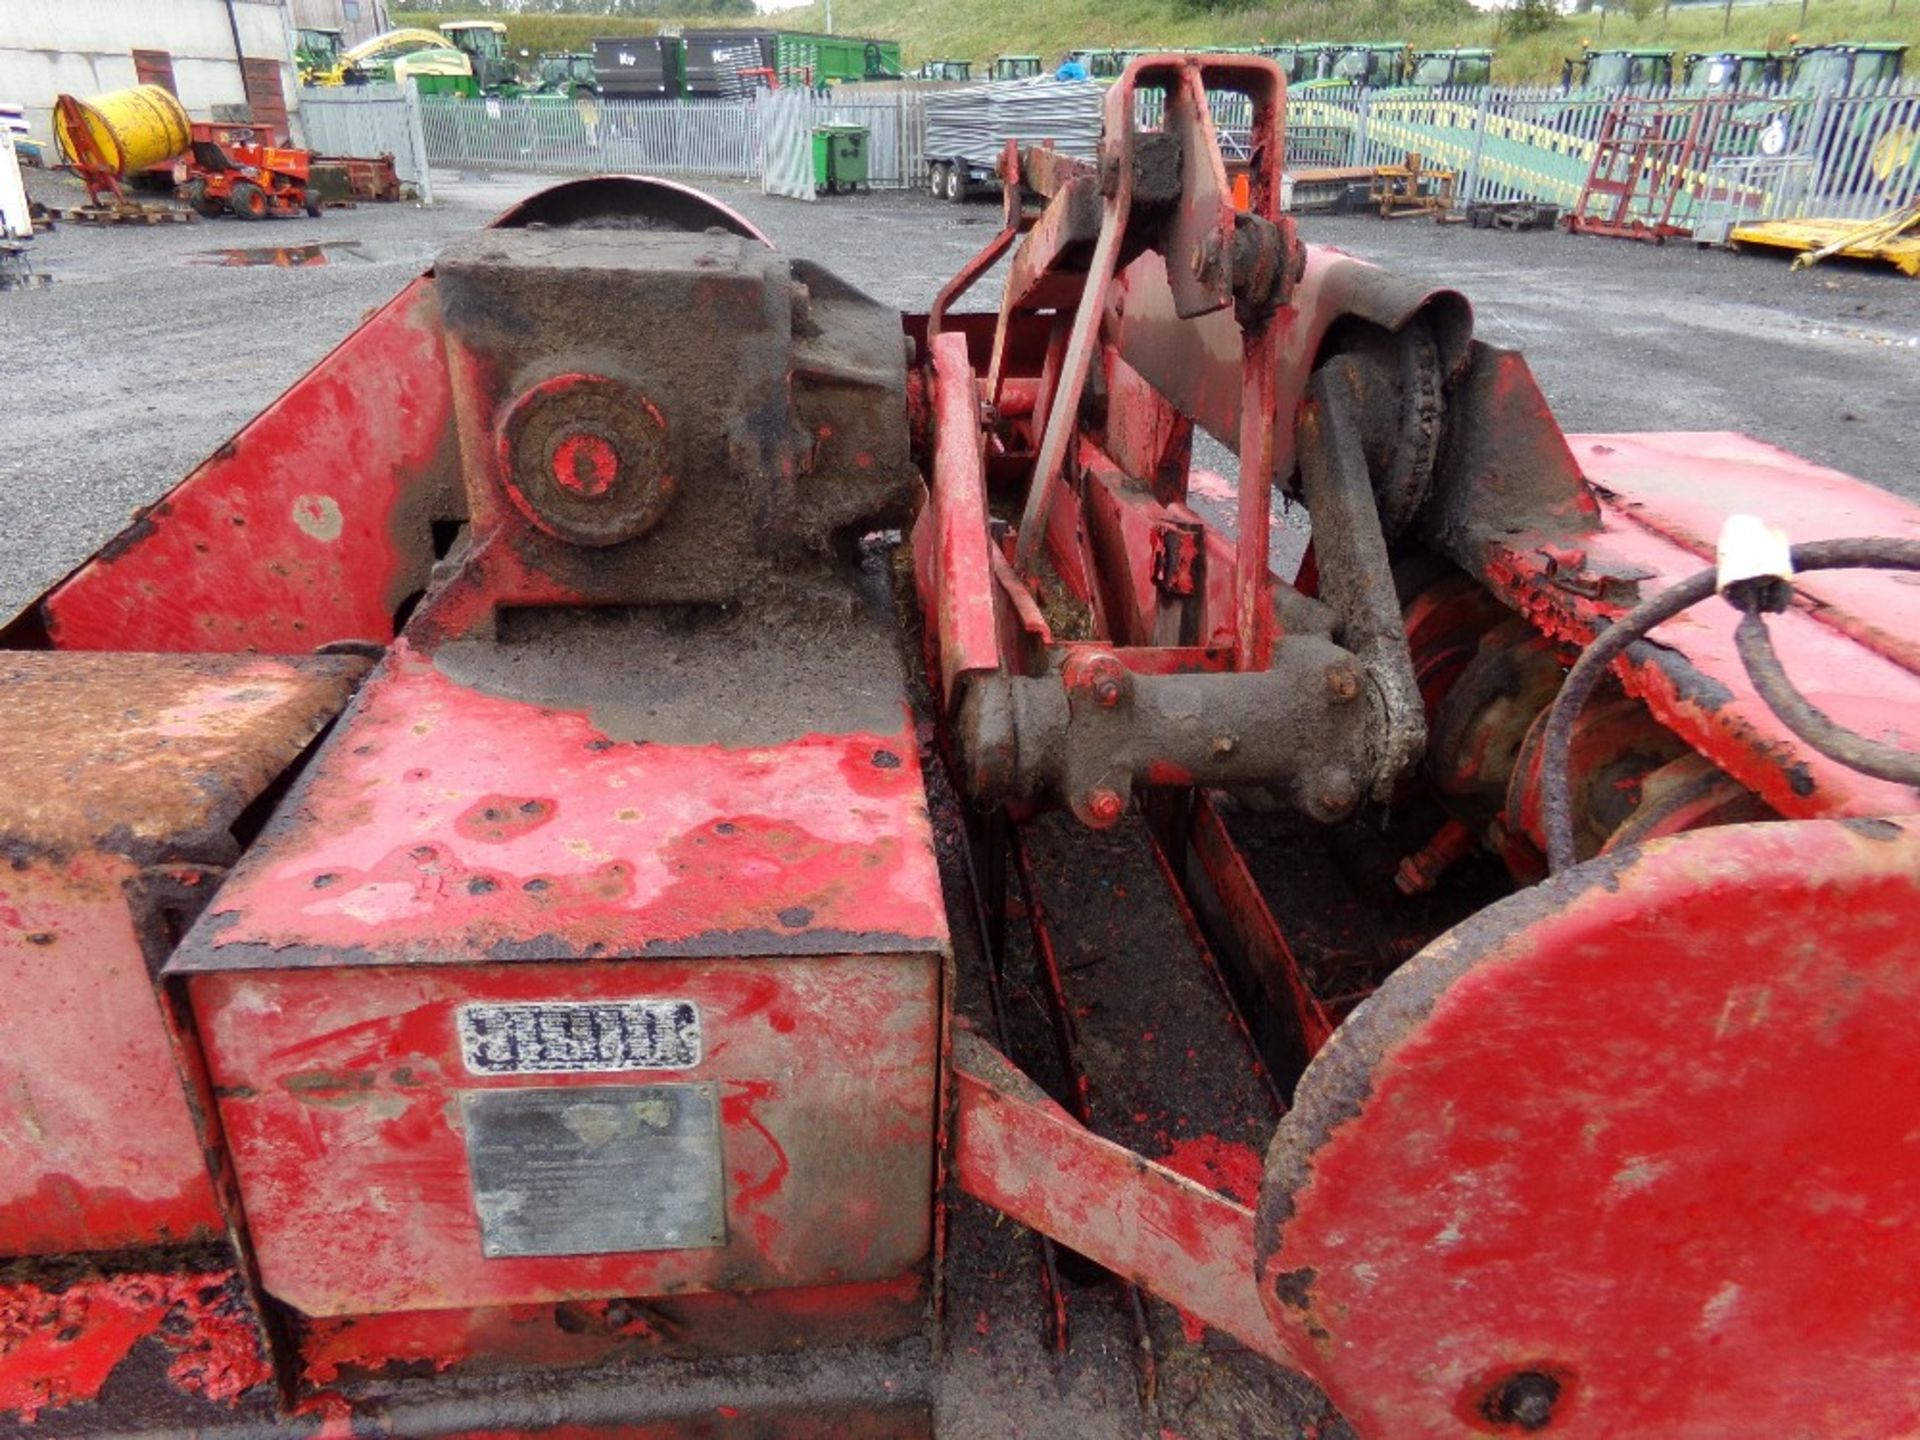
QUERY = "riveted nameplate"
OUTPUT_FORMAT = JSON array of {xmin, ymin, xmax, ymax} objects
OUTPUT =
[
  {"xmin": 462, "ymin": 1084, "xmax": 727, "ymax": 1258},
  {"xmin": 458, "ymin": 999, "xmax": 701, "ymax": 1075}
]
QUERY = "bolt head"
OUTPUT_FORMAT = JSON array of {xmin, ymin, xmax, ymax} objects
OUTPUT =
[
  {"xmin": 1087, "ymin": 788, "xmax": 1125, "ymax": 825},
  {"xmin": 1486, "ymin": 1371, "xmax": 1562, "ymax": 1432},
  {"xmin": 1326, "ymin": 663, "xmax": 1362, "ymax": 702}
]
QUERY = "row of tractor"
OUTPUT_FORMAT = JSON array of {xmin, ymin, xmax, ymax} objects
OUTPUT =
[
  {"xmin": 292, "ymin": 24, "xmax": 1906, "ymax": 107},
  {"xmin": 934, "ymin": 39, "xmax": 1905, "ymax": 97}
]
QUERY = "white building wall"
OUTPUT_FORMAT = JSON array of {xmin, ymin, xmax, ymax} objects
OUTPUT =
[{"xmin": 0, "ymin": 0, "xmax": 299, "ymax": 146}]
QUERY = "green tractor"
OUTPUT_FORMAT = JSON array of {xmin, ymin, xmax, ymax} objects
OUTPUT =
[
  {"xmin": 916, "ymin": 58, "xmax": 974, "ymax": 82},
  {"xmin": 1563, "ymin": 46, "xmax": 1676, "ymax": 92},
  {"xmin": 992, "ymin": 55, "xmax": 1043, "ymax": 81},
  {"xmin": 536, "ymin": 52, "xmax": 599, "ymax": 99},
  {"xmin": 295, "ymin": 27, "xmax": 347, "ymax": 87},
  {"xmin": 1311, "ymin": 42, "xmax": 1413, "ymax": 90},
  {"xmin": 1261, "ymin": 42, "xmax": 1342, "ymax": 85},
  {"xmin": 439, "ymin": 21, "xmax": 524, "ymax": 96},
  {"xmin": 1682, "ymin": 50, "xmax": 1788, "ymax": 95},
  {"xmin": 1786, "ymin": 41, "xmax": 1906, "ymax": 95},
  {"xmin": 1408, "ymin": 47, "xmax": 1494, "ymax": 89},
  {"xmin": 1062, "ymin": 49, "xmax": 1127, "ymax": 81}
]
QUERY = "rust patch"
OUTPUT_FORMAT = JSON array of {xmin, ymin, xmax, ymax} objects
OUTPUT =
[
  {"xmin": 455, "ymin": 795, "xmax": 557, "ymax": 843},
  {"xmin": 0, "ymin": 653, "xmax": 367, "ymax": 864}
]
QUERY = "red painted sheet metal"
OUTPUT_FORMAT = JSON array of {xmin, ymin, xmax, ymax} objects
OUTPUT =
[
  {"xmin": 0, "ymin": 651, "xmax": 368, "ymax": 858},
  {"xmin": 1484, "ymin": 515, "xmax": 1920, "ymax": 820},
  {"xmin": 38, "ymin": 278, "xmax": 457, "ymax": 653},
  {"xmin": 914, "ymin": 331, "xmax": 1001, "ymax": 704},
  {"xmin": 1260, "ymin": 814, "xmax": 1920, "ymax": 1439},
  {"xmin": 1571, "ymin": 430, "xmax": 1920, "ymax": 673},
  {"xmin": 0, "ymin": 853, "xmax": 224, "ymax": 1256},
  {"xmin": 175, "ymin": 643, "xmax": 948, "ymax": 967},
  {"xmin": 190, "ymin": 955, "xmax": 939, "ymax": 1318},
  {"xmin": 0, "ymin": 1268, "xmax": 271, "ymax": 1423},
  {"xmin": 950, "ymin": 1029, "xmax": 1287, "ymax": 1367}
]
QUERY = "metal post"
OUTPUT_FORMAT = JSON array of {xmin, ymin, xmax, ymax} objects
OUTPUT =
[
  {"xmin": 1463, "ymin": 89, "xmax": 1490, "ymax": 204},
  {"xmin": 405, "ymin": 78, "xmax": 434, "ymax": 205},
  {"xmin": 1351, "ymin": 92, "xmax": 1369, "ymax": 166}
]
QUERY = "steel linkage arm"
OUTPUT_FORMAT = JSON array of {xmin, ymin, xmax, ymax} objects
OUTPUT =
[
  {"xmin": 1296, "ymin": 357, "xmax": 1429, "ymax": 799},
  {"xmin": 950, "ymin": 1028, "xmax": 1292, "ymax": 1367}
]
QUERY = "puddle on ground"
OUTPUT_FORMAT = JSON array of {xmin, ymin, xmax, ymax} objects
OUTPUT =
[{"xmin": 187, "ymin": 240, "xmax": 379, "ymax": 268}]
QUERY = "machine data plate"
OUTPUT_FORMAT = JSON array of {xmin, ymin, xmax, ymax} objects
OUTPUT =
[
  {"xmin": 462, "ymin": 1084, "xmax": 726, "ymax": 1258},
  {"xmin": 458, "ymin": 999, "xmax": 702, "ymax": 1074}
]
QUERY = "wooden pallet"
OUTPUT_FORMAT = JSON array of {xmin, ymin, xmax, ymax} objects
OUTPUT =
[{"xmin": 48, "ymin": 204, "xmax": 195, "ymax": 226}]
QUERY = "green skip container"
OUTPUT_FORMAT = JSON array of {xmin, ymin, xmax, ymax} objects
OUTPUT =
[{"xmin": 812, "ymin": 122, "xmax": 870, "ymax": 194}]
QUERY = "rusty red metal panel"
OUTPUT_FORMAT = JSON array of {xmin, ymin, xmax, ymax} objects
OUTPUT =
[
  {"xmin": 1571, "ymin": 430, "xmax": 1920, "ymax": 673},
  {"xmin": 0, "ymin": 651, "xmax": 369, "ymax": 860},
  {"xmin": 1078, "ymin": 439, "xmax": 1237, "ymax": 652},
  {"xmin": 297, "ymin": 1276, "xmax": 927, "ymax": 1385},
  {"xmin": 912, "ymin": 331, "xmax": 1001, "ymax": 705},
  {"xmin": 36, "ymin": 279, "xmax": 458, "ymax": 653},
  {"xmin": 175, "ymin": 644, "xmax": 946, "ymax": 966},
  {"xmin": 1480, "ymin": 494, "xmax": 1920, "ymax": 821},
  {"xmin": 0, "ymin": 1268, "xmax": 272, "ymax": 1424},
  {"xmin": 1105, "ymin": 244, "xmax": 1470, "ymax": 485},
  {"xmin": 0, "ymin": 652, "xmax": 365, "ymax": 1256},
  {"xmin": 0, "ymin": 854, "xmax": 224, "ymax": 1256},
  {"xmin": 189, "ymin": 954, "xmax": 938, "ymax": 1318},
  {"xmin": 950, "ymin": 1028, "xmax": 1287, "ymax": 1366},
  {"xmin": 1258, "ymin": 815, "xmax": 1920, "ymax": 1439}
]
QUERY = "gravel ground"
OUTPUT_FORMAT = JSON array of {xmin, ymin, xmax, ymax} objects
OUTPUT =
[{"xmin": 4, "ymin": 167, "xmax": 1913, "ymax": 618}]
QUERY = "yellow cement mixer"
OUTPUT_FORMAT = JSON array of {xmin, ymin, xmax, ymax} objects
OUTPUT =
[{"xmin": 53, "ymin": 84, "xmax": 191, "ymax": 207}]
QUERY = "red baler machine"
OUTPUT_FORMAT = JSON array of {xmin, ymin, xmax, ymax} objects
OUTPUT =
[{"xmin": 3, "ymin": 56, "xmax": 1916, "ymax": 1439}]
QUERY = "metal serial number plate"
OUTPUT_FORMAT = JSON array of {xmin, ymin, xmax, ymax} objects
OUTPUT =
[
  {"xmin": 462, "ymin": 1084, "xmax": 727, "ymax": 1258},
  {"xmin": 458, "ymin": 999, "xmax": 701, "ymax": 1075}
]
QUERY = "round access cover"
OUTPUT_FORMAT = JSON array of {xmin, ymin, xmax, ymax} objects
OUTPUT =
[
  {"xmin": 495, "ymin": 373, "xmax": 673, "ymax": 548},
  {"xmin": 1256, "ymin": 815, "xmax": 1920, "ymax": 1439}
]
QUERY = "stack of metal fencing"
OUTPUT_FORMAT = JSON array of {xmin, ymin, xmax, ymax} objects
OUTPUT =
[{"xmin": 924, "ymin": 78, "xmax": 1104, "ymax": 166}]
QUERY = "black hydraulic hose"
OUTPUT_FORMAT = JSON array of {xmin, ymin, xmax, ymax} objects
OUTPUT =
[
  {"xmin": 1733, "ymin": 609, "xmax": 1920, "ymax": 788},
  {"xmin": 1540, "ymin": 537, "xmax": 1920, "ymax": 874}
]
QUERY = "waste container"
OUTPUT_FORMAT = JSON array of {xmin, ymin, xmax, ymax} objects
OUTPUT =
[{"xmin": 812, "ymin": 122, "xmax": 870, "ymax": 194}]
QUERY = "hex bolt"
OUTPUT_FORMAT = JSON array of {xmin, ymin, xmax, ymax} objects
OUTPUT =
[
  {"xmin": 1093, "ymin": 674, "xmax": 1123, "ymax": 708},
  {"xmin": 1325, "ymin": 663, "xmax": 1362, "ymax": 703},
  {"xmin": 1488, "ymin": 1371, "xmax": 1562, "ymax": 1432},
  {"xmin": 1087, "ymin": 788, "xmax": 1125, "ymax": 825}
]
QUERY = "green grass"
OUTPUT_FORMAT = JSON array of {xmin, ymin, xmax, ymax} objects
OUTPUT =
[{"xmin": 410, "ymin": 1, "xmax": 1918, "ymax": 85}]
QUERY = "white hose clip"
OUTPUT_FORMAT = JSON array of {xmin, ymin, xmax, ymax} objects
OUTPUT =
[{"xmin": 1716, "ymin": 514, "xmax": 1794, "ymax": 613}]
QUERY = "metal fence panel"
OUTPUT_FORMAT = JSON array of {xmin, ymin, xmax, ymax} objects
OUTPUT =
[
  {"xmin": 299, "ymin": 84, "xmax": 432, "ymax": 199},
  {"xmin": 761, "ymin": 88, "xmax": 816, "ymax": 200},
  {"xmin": 1290, "ymin": 80, "xmax": 1920, "ymax": 224},
  {"xmin": 417, "ymin": 94, "xmax": 759, "ymax": 181}
]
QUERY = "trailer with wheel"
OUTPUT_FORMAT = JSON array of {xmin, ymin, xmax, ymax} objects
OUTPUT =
[{"xmin": 922, "ymin": 74, "xmax": 1103, "ymax": 202}]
